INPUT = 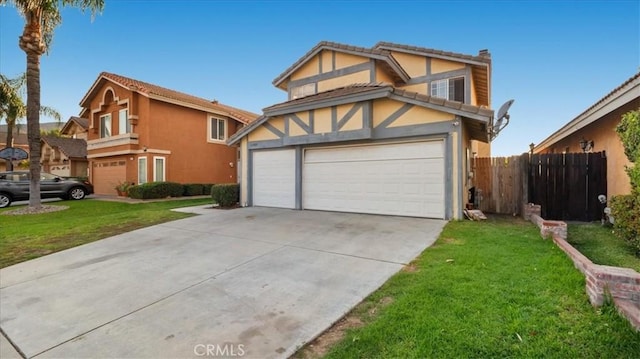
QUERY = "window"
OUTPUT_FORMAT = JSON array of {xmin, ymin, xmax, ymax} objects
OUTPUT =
[
  {"xmin": 430, "ymin": 77, "xmax": 465, "ymax": 102},
  {"xmin": 138, "ymin": 157, "xmax": 147, "ymax": 184},
  {"xmin": 154, "ymin": 157, "xmax": 165, "ymax": 182},
  {"xmin": 290, "ymin": 83, "xmax": 316, "ymax": 99},
  {"xmin": 118, "ymin": 109, "xmax": 130, "ymax": 134},
  {"xmin": 209, "ymin": 117, "xmax": 227, "ymax": 141},
  {"xmin": 100, "ymin": 114, "xmax": 112, "ymax": 138}
]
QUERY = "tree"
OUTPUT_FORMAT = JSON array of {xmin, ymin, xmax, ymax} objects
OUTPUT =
[
  {"xmin": 1, "ymin": 72, "xmax": 61, "ymax": 171},
  {"xmin": 2, "ymin": 0, "xmax": 103, "ymax": 209}
]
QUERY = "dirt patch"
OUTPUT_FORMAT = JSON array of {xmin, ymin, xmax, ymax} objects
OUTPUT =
[
  {"xmin": 294, "ymin": 316, "xmax": 364, "ymax": 359},
  {"xmin": 1, "ymin": 205, "xmax": 69, "ymax": 215},
  {"xmin": 402, "ymin": 262, "xmax": 419, "ymax": 273},
  {"xmin": 294, "ymin": 295, "xmax": 396, "ymax": 358}
]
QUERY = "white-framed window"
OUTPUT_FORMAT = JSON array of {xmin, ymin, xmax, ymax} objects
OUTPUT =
[
  {"xmin": 138, "ymin": 157, "xmax": 147, "ymax": 184},
  {"xmin": 430, "ymin": 77, "xmax": 465, "ymax": 102},
  {"xmin": 209, "ymin": 117, "xmax": 227, "ymax": 142},
  {"xmin": 290, "ymin": 83, "xmax": 316, "ymax": 99},
  {"xmin": 118, "ymin": 108, "xmax": 130, "ymax": 135},
  {"xmin": 100, "ymin": 114, "xmax": 112, "ymax": 138},
  {"xmin": 153, "ymin": 156, "xmax": 165, "ymax": 182}
]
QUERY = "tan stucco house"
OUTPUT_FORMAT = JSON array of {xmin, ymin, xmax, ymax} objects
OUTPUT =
[
  {"xmin": 533, "ymin": 72, "xmax": 640, "ymax": 197},
  {"xmin": 79, "ymin": 72, "xmax": 258, "ymax": 195},
  {"xmin": 40, "ymin": 116, "xmax": 89, "ymax": 177},
  {"xmin": 228, "ymin": 41, "xmax": 496, "ymax": 219}
]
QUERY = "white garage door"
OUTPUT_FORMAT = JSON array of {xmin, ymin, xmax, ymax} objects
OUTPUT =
[
  {"xmin": 303, "ymin": 141, "xmax": 445, "ymax": 218},
  {"xmin": 253, "ymin": 149, "xmax": 296, "ymax": 209}
]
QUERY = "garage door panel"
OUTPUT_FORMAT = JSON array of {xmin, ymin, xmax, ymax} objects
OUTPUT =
[
  {"xmin": 253, "ymin": 149, "xmax": 295, "ymax": 209},
  {"xmin": 92, "ymin": 162, "xmax": 126, "ymax": 195},
  {"xmin": 303, "ymin": 142, "xmax": 445, "ymax": 219}
]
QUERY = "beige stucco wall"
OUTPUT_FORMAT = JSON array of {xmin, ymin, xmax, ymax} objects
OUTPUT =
[
  {"xmin": 431, "ymin": 58, "xmax": 465, "ymax": 74},
  {"xmin": 248, "ymin": 124, "xmax": 279, "ymax": 141},
  {"xmin": 313, "ymin": 108, "xmax": 332, "ymax": 134},
  {"xmin": 391, "ymin": 51, "xmax": 426, "ymax": 78},
  {"xmin": 375, "ymin": 66, "xmax": 395, "ymax": 84},
  {"xmin": 334, "ymin": 52, "xmax": 368, "ymax": 70},
  {"xmin": 373, "ymin": 98, "xmax": 453, "ymax": 127},
  {"xmin": 337, "ymin": 104, "xmax": 364, "ymax": 131},
  {"xmin": 535, "ymin": 100, "xmax": 638, "ymax": 196},
  {"xmin": 291, "ymin": 57, "xmax": 320, "ymax": 81},
  {"xmin": 321, "ymin": 50, "xmax": 333, "ymax": 73}
]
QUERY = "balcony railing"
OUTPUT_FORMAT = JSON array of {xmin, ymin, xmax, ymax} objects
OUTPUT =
[{"xmin": 87, "ymin": 133, "xmax": 139, "ymax": 150}]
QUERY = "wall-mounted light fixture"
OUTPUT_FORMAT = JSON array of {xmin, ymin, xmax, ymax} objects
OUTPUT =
[{"xmin": 579, "ymin": 138, "xmax": 594, "ymax": 153}]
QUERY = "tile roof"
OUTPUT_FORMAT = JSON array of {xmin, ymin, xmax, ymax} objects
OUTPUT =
[
  {"xmin": 264, "ymin": 83, "xmax": 390, "ymax": 113},
  {"xmin": 374, "ymin": 41, "xmax": 491, "ymax": 64},
  {"xmin": 391, "ymin": 88, "xmax": 494, "ymax": 118},
  {"xmin": 42, "ymin": 136, "xmax": 87, "ymax": 158},
  {"xmin": 272, "ymin": 41, "xmax": 409, "ymax": 87},
  {"xmin": 61, "ymin": 116, "xmax": 89, "ymax": 136},
  {"xmin": 88, "ymin": 72, "xmax": 259, "ymax": 124}
]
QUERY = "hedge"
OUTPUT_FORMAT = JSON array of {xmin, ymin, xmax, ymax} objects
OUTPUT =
[
  {"xmin": 211, "ymin": 183, "xmax": 239, "ymax": 207},
  {"xmin": 128, "ymin": 182, "xmax": 184, "ymax": 199},
  {"xmin": 203, "ymin": 183, "xmax": 215, "ymax": 196},
  {"xmin": 611, "ymin": 193, "xmax": 640, "ymax": 255},
  {"xmin": 183, "ymin": 183, "xmax": 204, "ymax": 196}
]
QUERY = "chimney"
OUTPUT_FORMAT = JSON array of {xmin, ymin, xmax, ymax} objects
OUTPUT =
[{"xmin": 478, "ymin": 49, "xmax": 491, "ymax": 58}]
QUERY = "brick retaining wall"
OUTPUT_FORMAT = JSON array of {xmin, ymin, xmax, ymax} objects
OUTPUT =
[{"xmin": 527, "ymin": 208, "xmax": 639, "ymax": 331}]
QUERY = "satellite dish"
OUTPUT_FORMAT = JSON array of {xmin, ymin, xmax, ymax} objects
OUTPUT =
[{"xmin": 490, "ymin": 99, "xmax": 514, "ymax": 141}]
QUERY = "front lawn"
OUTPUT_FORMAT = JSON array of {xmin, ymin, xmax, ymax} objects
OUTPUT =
[
  {"xmin": 568, "ymin": 223, "xmax": 640, "ymax": 272},
  {"xmin": 0, "ymin": 198, "xmax": 212, "ymax": 268},
  {"xmin": 302, "ymin": 217, "xmax": 640, "ymax": 358}
]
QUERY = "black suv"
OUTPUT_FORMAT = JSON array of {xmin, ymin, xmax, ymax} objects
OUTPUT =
[{"xmin": 0, "ymin": 171, "xmax": 94, "ymax": 208}]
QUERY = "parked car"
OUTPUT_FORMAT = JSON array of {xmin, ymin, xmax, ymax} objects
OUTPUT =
[{"xmin": 0, "ymin": 171, "xmax": 94, "ymax": 208}]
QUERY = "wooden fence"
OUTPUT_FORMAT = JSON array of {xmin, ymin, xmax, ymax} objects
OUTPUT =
[
  {"xmin": 474, "ymin": 152, "xmax": 607, "ymax": 221},
  {"xmin": 529, "ymin": 152, "xmax": 607, "ymax": 221},
  {"xmin": 474, "ymin": 154, "xmax": 529, "ymax": 215}
]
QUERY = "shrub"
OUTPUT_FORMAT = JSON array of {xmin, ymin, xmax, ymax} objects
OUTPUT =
[
  {"xmin": 183, "ymin": 183, "xmax": 204, "ymax": 196},
  {"xmin": 203, "ymin": 184, "xmax": 215, "ymax": 195},
  {"xmin": 127, "ymin": 182, "xmax": 184, "ymax": 199},
  {"xmin": 211, "ymin": 183, "xmax": 239, "ymax": 207},
  {"xmin": 610, "ymin": 194, "xmax": 640, "ymax": 255}
]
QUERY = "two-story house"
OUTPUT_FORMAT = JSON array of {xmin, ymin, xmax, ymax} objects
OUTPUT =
[
  {"xmin": 79, "ymin": 72, "xmax": 258, "ymax": 195},
  {"xmin": 228, "ymin": 41, "xmax": 495, "ymax": 219},
  {"xmin": 40, "ymin": 116, "xmax": 89, "ymax": 177}
]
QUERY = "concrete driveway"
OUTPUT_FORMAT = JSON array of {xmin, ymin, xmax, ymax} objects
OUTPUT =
[{"xmin": 0, "ymin": 207, "xmax": 445, "ymax": 358}]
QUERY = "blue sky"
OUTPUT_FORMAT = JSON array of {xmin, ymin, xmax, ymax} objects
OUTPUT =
[{"xmin": 1, "ymin": 0, "xmax": 638, "ymax": 156}]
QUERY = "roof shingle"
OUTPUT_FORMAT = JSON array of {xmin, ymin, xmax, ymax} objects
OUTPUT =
[
  {"xmin": 374, "ymin": 41, "xmax": 491, "ymax": 64},
  {"xmin": 93, "ymin": 72, "xmax": 259, "ymax": 124},
  {"xmin": 42, "ymin": 136, "xmax": 87, "ymax": 158}
]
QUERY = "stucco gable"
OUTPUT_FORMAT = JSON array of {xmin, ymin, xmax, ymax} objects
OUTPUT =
[{"xmin": 272, "ymin": 41, "xmax": 410, "ymax": 90}]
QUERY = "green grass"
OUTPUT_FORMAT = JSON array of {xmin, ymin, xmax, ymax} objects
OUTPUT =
[
  {"xmin": 0, "ymin": 198, "xmax": 212, "ymax": 268},
  {"xmin": 318, "ymin": 217, "xmax": 640, "ymax": 359},
  {"xmin": 567, "ymin": 223, "xmax": 640, "ymax": 272}
]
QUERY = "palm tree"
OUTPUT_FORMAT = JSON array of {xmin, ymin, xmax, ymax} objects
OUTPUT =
[
  {"xmin": 2, "ymin": 0, "xmax": 103, "ymax": 208},
  {"xmin": 1, "ymin": 72, "xmax": 61, "ymax": 171}
]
